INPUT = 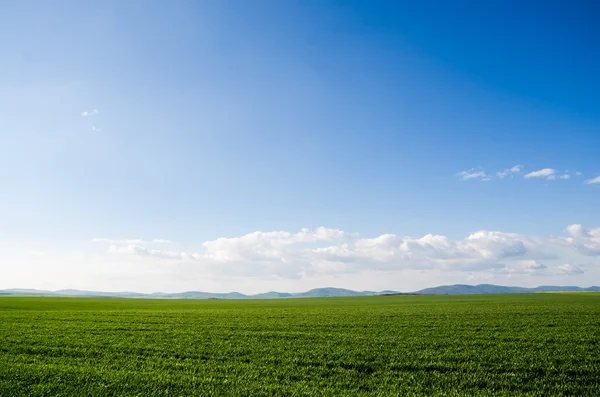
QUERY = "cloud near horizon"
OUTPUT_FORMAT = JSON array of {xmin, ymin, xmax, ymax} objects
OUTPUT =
[{"xmin": 92, "ymin": 225, "xmax": 599, "ymax": 279}]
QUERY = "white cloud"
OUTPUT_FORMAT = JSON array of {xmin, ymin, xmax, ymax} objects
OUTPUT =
[
  {"xmin": 496, "ymin": 165, "xmax": 522, "ymax": 179},
  {"xmin": 457, "ymin": 169, "xmax": 487, "ymax": 180},
  {"xmin": 520, "ymin": 260, "xmax": 547, "ymax": 271},
  {"xmin": 81, "ymin": 109, "xmax": 99, "ymax": 117},
  {"xmin": 91, "ymin": 124, "xmax": 101, "ymax": 132},
  {"xmin": 551, "ymin": 264, "xmax": 584, "ymax": 275},
  {"xmin": 93, "ymin": 226, "xmax": 599, "ymax": 279},
  {"xmin": 524, "ymin": 168, "xmax": 557, "ymax": 180},
  {"xmin": 575, "ymin": 172, "xmax": 583, "ymax": 176},
  {"xmin": 564, "ymin": 224, "xmax": 600, "ymax": 256},
  {"xmin": 498, "ymin": 260, "xmax": 548, "ymax": 275},
  {"xmin": 499, "ymin": 260, "xmax": 584, "ymax": 276},
  {"xmin": 107, "ymin": 244, "xmax": 198, "ymax": 261},
  {"xmin": 585, "ymin": 176, "xmax": 600, "ymax": 185},
  {"xmin": 459, "ymin": 166, "xmax": 584, "ymax": 183}
]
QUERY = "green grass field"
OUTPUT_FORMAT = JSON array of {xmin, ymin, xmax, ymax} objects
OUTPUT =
[{"xmin": 1, "ymin": 294, "xmax": 599, "ymax": 396}]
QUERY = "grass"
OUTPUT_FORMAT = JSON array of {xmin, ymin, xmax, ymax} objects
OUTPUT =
[{"xmin": 1, "ymin": 294, "xmax": 599, "ymax": 396}]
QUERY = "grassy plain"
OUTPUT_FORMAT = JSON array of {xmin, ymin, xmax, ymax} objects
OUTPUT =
[{"xmin": 1, "ymin": 294, "xmax": 599, "ymax": 396}]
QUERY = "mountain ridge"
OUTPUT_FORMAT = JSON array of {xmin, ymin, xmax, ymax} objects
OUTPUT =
[{"xmin": 2, "ymin": 284, "xmax": 599, "ymax": 299}]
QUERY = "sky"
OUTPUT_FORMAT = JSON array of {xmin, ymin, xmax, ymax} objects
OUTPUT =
[{"xmin": 1, "ymin": 0, "xmax": 599, "ymax": 293}]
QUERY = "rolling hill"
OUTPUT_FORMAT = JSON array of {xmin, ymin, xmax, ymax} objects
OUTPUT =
[{"xmin": 2, "ymin": 284, "xmax": 599, "ymax": 299}]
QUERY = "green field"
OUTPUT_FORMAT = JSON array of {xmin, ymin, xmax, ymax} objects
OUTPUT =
[{"xmin": 1, "ymin": 294, "xmax": 599, "ymax": 396}]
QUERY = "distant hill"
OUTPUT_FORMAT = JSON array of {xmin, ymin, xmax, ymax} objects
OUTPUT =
[
  {"xmin": 414, "ymin": 284, "xmax": 600, "ymax": 295},
  {"xmin": 293, "ymin": 288, "xmax": 378, "ymax": 298},
  {"xmin": 252, "ymin": 291, "xmax": 293, "ymax": 299},
  {"xmin": 1, "ymin": 284, "xmax": 598, "ymax": 299},
  {"xmin": 0, "ymin": 287, "xmax": 388, "ymax": 299},
  {"xmin": 3, "ymin": 288, "xmax": 58, "ymax": 296}
]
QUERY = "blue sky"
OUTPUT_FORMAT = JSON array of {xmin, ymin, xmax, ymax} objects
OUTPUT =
[{"xmin": 1, "ymin": 1, "xmax": 599, "ymax": 293}]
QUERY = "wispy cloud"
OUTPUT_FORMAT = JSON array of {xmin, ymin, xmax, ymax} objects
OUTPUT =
[
  {"xmin": 524, "ymin": 168, "xmax": 556, "ymax": 180},
  {"xmin": 93, "ymin": 238, "xmax": 171, "ymax": 245},
  {"xmin": 456, "ymin": 169, "xmax": 487, "ymax": 181},
  {"xmin": 585, "ymin": 176, "xmax": 600, "ymax": 185},
  {"xmin": 81, "ymin": 109, "xmax": 99, "ymax": 117},
  {"xmin": 459, "ymin": 166, "xmax": 582, "ymax": 183},
  {"xmin": 496, "ymin": 165, "xmax": 522, "ymax": 179},
  {"xmin": 82, "ymin": 109, "xmax": 102, "ymax": 131}
]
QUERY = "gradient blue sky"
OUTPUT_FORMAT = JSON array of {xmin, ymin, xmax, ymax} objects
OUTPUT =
[{"xmin": 1, "ymin": 1, "xmax": 599, "ymax": 293}]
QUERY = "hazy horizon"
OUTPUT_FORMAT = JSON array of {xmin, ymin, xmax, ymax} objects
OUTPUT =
[{"xmin": 4, "ymin": 284, "xmax": 600, "ymax": 298}]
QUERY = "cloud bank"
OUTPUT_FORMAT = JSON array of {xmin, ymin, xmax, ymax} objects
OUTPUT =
[{"xmin": 93, "ymin": 225, "xmax": 599, "ymax": 279}]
